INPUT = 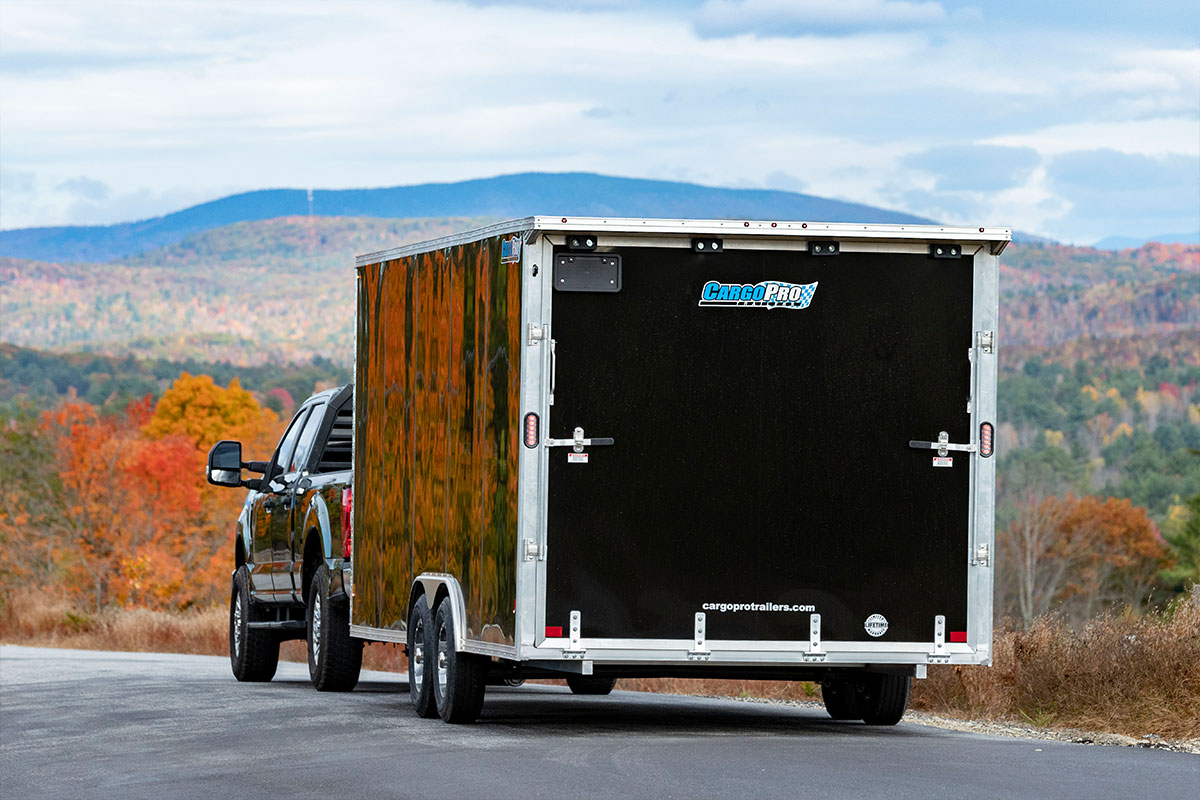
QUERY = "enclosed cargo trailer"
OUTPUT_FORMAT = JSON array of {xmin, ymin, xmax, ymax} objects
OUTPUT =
[{"xmin": 349, "ymin": 217, "xmax": 1006, "ymax": 723}]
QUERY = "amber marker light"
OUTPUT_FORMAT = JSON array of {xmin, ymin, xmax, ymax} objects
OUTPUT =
[{"xmin": 979, "ymin": 422, "xmax": 994, "ymax": 458}]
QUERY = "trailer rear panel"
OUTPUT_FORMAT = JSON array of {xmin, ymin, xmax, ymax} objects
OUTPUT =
[{"xmin": 544, "ymin": 246, "xmax": 972, "ymax": 644}]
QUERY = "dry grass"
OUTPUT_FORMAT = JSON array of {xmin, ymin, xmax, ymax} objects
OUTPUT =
[
  {"xmin": 0, "ymin": 591, "xmax": 228, "ymax": 656},
  {"xmin": 0, "ymin": 591, "xmax": 414, "ymax": 673},
  {"xmin": 910, "ymin": 598, "xmax": 1200, "ymax": 739},
  {"xmin": 4, "ymin": 590, "xmax": 1197, "ymax": 739}
]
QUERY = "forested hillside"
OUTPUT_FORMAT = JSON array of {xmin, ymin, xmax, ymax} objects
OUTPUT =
[
  {"xmin": 1, "ymin": 218, "xmax": 1197, "ymax": 624},
  {"xmin": 3, "ymin": 218, "xmax": 1195, "ymax": 367}
]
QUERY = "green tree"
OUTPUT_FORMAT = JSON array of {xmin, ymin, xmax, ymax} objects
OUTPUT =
[{"xmin": 1162, "ymin": 493, "xmax": 1200, "ymax": 592}]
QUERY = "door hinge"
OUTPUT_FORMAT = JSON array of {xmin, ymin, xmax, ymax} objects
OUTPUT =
[
  {"xmin": 527, "ymin": 323, "xmax": 546, "ymax": 346},
  {"xmin": 974, "ymin": 543, "xmax": 990, "ymax": 567},
  {"xmin": 977, "ymin": 330, "xmax": 995, "ymax": 354},
  {"xmin": 523, "ymin": 538, "xmax": 540, "ymax": 562}
]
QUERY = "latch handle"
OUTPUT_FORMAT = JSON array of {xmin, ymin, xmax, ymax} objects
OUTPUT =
[
  {"xmin": 909, "ymin": 430, "xmax": 977, "ymax": 456},
  {"xmin": 546, "ymin": 426, "xmax": 615, "ymax": 451}
]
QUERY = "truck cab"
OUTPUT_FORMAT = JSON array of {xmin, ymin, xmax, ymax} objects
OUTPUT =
[{"xmin": 206, "ymin": 384, "xmax": 360, "ymax": 690}]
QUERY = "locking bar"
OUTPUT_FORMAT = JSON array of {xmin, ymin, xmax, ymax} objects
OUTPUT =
[
  {"xmin": 909, "ymin": 430, "xmax": 977, "ymax": 457},
  {"xmin": 546, "ymin": 426, "xmax": 615, "ymax": 453}
]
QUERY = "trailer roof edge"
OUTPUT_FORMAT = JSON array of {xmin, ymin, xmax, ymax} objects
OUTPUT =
[
  {"xmin": 356, "ymin": 216, "xmax": 1012, "ymax": 265},
  {"xmin": 356, "ymin": 217, "xmax": 537, "ymax": 267}
]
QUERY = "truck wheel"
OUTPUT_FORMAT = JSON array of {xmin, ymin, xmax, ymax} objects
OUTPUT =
[
  {"xmin": 229, "ymin": 565, "xmax": 279, "ymax": 682},
  {"xmin": 407, "ymin": 595, "xmax": 438, "ymax": 718},
  {"xmin": 566, "ymin": 675, "xmax": 617, "ymax": 695},
  {"xmin": 860, "ymin": 674, "xmax": 911, "ymax": 726},
  {"xmin": 306, "ymin": 564, "xmax": 363, "ymax": 692},
  {"xmin": 820, "ymin": 678, "xmax": 864, "ymax": 720},
  {"xmin": 432, "ymin": 598, "xmax": 487, "ymax": 723}
]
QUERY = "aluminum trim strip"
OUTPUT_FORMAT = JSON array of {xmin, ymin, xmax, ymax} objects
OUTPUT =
[
  {"xmin": 531, "ymin": 216, "xmax": 1011, "ymax": 247},
  {"xmin": 359, "ymin": 217, "xmax": 1012, "ymax": 267},
  {"xmin": 356, "ymin": 218, "xmax": 535, "ymax": 267}
]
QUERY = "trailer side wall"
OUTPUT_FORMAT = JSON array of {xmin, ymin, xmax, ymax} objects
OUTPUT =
[{"xmin": 353, "ymin": 233, "xmax": 524, "ymax": 642}]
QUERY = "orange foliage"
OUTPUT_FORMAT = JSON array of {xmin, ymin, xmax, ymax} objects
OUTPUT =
[
  {"xmin": 1057, "ymin": 495, "xmax": 1166, "ymax": 608},
  {"xmin": 20, "ymin": 374, "xmax": 286, "ymax": 612},
  {"xmin": 999, "ymin": 492, "xmax": 1167, "ymax": 626}
]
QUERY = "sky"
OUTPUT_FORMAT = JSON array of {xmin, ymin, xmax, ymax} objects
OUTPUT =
[{"xmin": 0, "ymin": 0, "xmax": 1197, "ymax": 245}]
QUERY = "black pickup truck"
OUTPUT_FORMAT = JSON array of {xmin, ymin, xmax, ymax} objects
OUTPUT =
[{"xmin": 206, "ymin": 384, "xmax": 361, "ymax": 691}]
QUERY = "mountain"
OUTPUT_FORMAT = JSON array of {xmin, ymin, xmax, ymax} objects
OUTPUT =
[
  {"xmin": 0, "ymin": 172, "xmax": 936, "ymax": 263},
  {"xmin": 1092, "ymin": 232, "xmax": 1199, "ymax": 251}
]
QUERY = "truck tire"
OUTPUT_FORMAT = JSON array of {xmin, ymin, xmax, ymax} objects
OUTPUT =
[
  {"xmin": 229, "ymin": 566, "xmax": 279, "ymax": 682},
  {"xmin": 566, "ymin": 675, "xmax": 617, "ymax": 695},
  {"xmin": 860, "ymin": 674, "xmax": 911, "ymax": 726},
  {"xmin": 432, "ymin": 598, "xmax": 487, "ymax": 723},
  {"xmin": 407, "ymin": 595, "xmax": 438, "ymax": 718},
  {"xmin": 820, "ymin": 678, "xmax": 864, "ymax": 721},
  {"xmin": 306, "ymin": 563, "xmax": 363, "ymax": 692}
]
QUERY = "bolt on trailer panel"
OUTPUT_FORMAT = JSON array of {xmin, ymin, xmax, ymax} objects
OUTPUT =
[{"xmin": 351, "ymin": 225, "xmax": 528, "ymax": 645}]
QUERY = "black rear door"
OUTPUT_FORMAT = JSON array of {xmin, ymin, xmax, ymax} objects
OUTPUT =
[{"xmin": 544, "ymin": 245, "xmax": 973, "ymax": 644}]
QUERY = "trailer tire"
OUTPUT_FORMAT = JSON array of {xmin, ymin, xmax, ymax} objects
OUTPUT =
[
  {"xmin": 861, "ymin": 674, "xmax": 911, "ymax": 726},
  {"xmin": 306, "ymin": 564, "xmax": 362, "ymax": 692},
  {"xmin": 432, "ymin": 599, "xmax": 487, "ymax": 723},
  {"xmin": 820, "ymin": 678, "xmax": 864, "ymax": 720},
  {"xmin": 566, "ymin": 675, "xmax": 617, "ymax": 696},
  {"xmin": 407, "ymin": 595, "xmax": 438, "ymax": 718},
  {"xmin": 229, "ymin": 566, "xmax": 279, "ymax": 682}
]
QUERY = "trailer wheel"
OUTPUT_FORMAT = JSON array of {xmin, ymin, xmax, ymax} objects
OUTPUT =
[
  {"xmin": 306, "ymin": 564, "xmax": 362, "ymax": 692},
  {"xmin": 407, "ymin": 595, "xmax": 437, "ymax": 718},
  {"xmin": 820, "ymin": 678, "xmax": 864, "ymax": 721},
  {"xmin": 566, "ymin": 675, "xmax": 617, "ymax": 696},
  {"xmin": 432, "ymin": 599, "xmax": 487, "ymax": 723},
  {"xmin": 229, "ymin": 566, "xmax": 279, "ymax": 682},
  {"xmin": 860, "ymin": 674, "xmax": 911, "ymax": 726}
]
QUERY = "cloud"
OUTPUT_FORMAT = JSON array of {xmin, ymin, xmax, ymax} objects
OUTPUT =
[
  {"xmin": 1046, "ymin": 149, "xmax": 1199, "ymax": 224},
  {"xmin": 694, "ymin": 0, "xmax": 947, "ymax": 37},
  {"xmin": 1, "ymin": 169, "xmax": 36, "ymax": 195},
  {"xmin": 764, "ymin": 171, "xmax": 806, "ymax": 192},
  {"xmin": 903, "ymin": 144, "xmax": 1040, "ymax": 191},
  {"xmin": 55, "ymin": 176, "xmax": 111, "ymax": 202}
]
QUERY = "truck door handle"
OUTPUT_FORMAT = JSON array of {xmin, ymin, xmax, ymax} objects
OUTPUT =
[
  {"xmin": 909, "ymin": 430, "xmax": 976, "ymax": 456},
  {"xmin": 546, "ymin": 426, "xmax": 614, "ymax": 453}
]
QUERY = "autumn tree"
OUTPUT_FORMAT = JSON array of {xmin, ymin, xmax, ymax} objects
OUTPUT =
[
  {"xmin": 998, "ymin": 492, "xmax": 1167, "ymax": 628},
  {"xmin": 144, "ymin": 372, "xmax": 279, "ymax": 457},
  {"xmin": 139, "ymin": 373, "xmax": 282, "ymax": 607}
]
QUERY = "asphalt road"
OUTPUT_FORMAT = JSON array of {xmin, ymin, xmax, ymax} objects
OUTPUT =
[{"xmin": 1, "ymin": 645, "xmax": 1195, "ymax": 800}]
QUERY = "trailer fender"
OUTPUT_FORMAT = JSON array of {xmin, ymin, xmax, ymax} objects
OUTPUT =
[{"xmin": 412, "ymin": 574, "xmax": 468, "ymax": 652}]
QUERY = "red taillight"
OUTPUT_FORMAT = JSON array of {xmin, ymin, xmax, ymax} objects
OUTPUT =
[
  {"xmin": 979, "ymin": 422, "xmax": 994, "ymax": 458},
  {"xmin": 523, "ymin": 412, "xmax": 539, "ymax": 448},
  {"xmin": 341, "ymin": 486, "xmax": 353, "ymax": 559}
]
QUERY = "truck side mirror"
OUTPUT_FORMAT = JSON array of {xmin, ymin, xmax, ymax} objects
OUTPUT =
[{"xmin": 207, "ymin": 440, "xmax": 244, "ymax": 488}]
